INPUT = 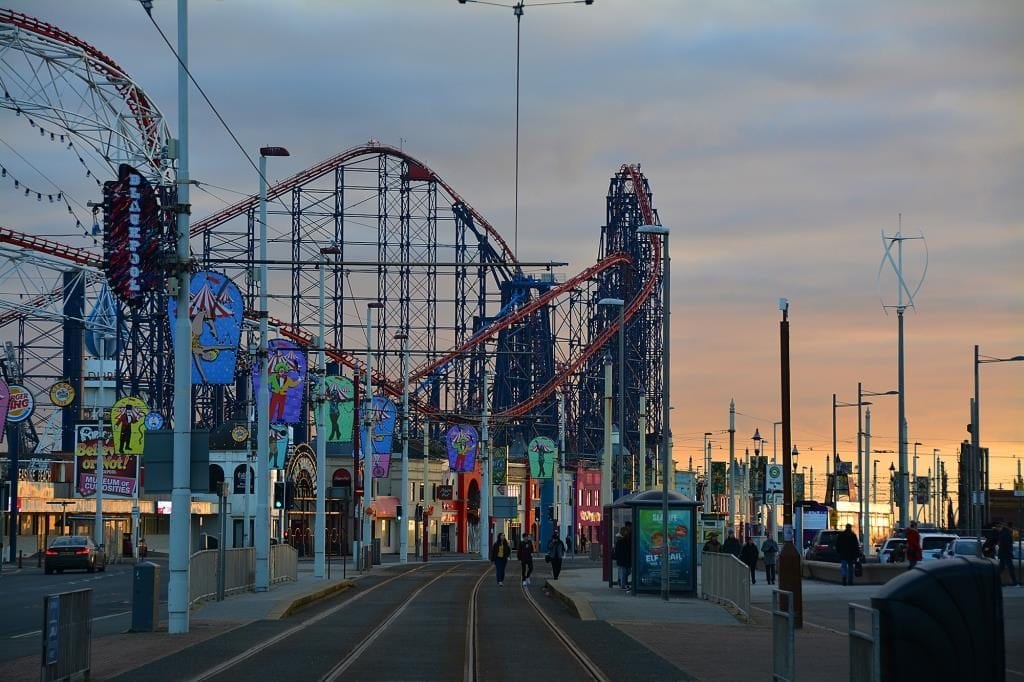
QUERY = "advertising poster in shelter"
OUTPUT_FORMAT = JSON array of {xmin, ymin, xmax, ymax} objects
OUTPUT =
[
  {"xmin": 0, "ymin": 377, "xmax": 8, "ymax": 442},
  {"xmin": 528, "ymin": 436, "xmax": 556, "ymax": 479},
  {"xmin": 74, "ymin": 424, "xmax": 138, "ymax": 498},
  {"xmin": 102, "ymin": 164, "xmax": 161, "ymax": 307},
  {"xmin": 110, "ymin": 396, "xmax": 148, "ymax": 455},
  {"xmin": 252, "ymin": 339, "xmax": 307, "ymax": 424},
  {"xmin": 445, "ymin": 424, "xmax": 478, "ymax": 474},
  {"xmin": 360, "ymin": 397, "xmax": 397, "ymax": 478},
  {"xmin": 635, "ymin": 507, "xmax": 693, "ymax": 593},
  {"xmin": 323, "ymin": 376, "xmax": 355, "ymax": 443},
  {"xmin": 168, "ymin": 270, "xmax": 244, "ymax": 384}
]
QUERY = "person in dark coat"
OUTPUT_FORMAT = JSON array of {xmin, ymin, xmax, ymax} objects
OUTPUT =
[
  {"xmin": 760, "ymin": 535, "xmax": 779, "ymax": 585},
  {"xmin": 836, "ymin": 523, "xmax": 860, "ymax": 586},
  {"xmin": 722, "ymin": 530, "xmax": 741, "ymax": 558},
  {"xmin": 518, "ymin": 535, "xmax": 535, "ymax": 586},
  {"xmin": 491, "ymin": 532, "xmax": 511, "ymax": 586},
  {"xmin": 998, "ymin": 522, "xmax": 1019, "ymax": 586},
  {"xmin": 702, "ymin": 534, "xmax": 722, "ymax": 553},
  {"xmin": 614, "ymin": 522, "xmax": 633, "ymax": 589},
  {"xmin": 548, "ymin": 533, "xmax": 566, "ymax": 580},
  {"xmin": 739, "ymin": 536, "xmax": 760, "ymax": 584}
]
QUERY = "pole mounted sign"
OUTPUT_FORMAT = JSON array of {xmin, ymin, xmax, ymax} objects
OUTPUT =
[{"xmin": 102, "ymin": 164, "xmax": 162, "ymax": 306}]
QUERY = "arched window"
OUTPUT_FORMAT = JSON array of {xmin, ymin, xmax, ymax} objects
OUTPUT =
[{"xmin": 209, "ymin": 464, "xmax": 224, "ymax": 493}]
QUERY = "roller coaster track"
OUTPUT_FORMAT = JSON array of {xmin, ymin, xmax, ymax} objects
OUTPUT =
[{"xmin": 0, "ymin": 227, "xmax": 103, "ymax": 269}]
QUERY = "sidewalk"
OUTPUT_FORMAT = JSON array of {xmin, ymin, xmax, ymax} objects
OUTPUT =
[{"xmin": 545, "ymin": 561, "xmax": 849, "ymax": 681}]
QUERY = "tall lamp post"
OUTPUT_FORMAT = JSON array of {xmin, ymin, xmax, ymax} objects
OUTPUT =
[
  {"xmin": 974, "ymin": 347, "xmax": 1024, "ymax": 528},
  {"xmin": 598, "ymin": 297, "xmax": 625, "ymax": 497},
  {"xmin": 834, "ymin": 394, "xmax": 869, "ymax": 538},
  {"xmin": 859, "ymin": 385, "xmax": 898, "ymax": 537},
  {"xmin": 637, "ymin": 223, "xmax": 670, "ymax": 601},
  {"xmin": 315, "ymin": 245, "xmax": 340, "ymax": 578},
  {"xmin": 703, "ymin": 432, "xmax": 713, "ymax": 514},
  {"xmin": 912, "ymin": 441, "xmax": 922, "ymax": 522},
  {"xmin": 395, "ymin": 331, "xmax": 410, "ymax": 564},
  {"xmin": 752, "ymin": 428, "xmax": 763, "ymax": 536},
  {"xmin": 776, "ymin": 298, "xmax": 802, "ymax": 627},
  {"xmin": 254, "ymin": 145, "xmax": 289, "ymax": 595},
  {"xmin": 361, "ymin": 301, "xmax": 385, "ymax": 554}
]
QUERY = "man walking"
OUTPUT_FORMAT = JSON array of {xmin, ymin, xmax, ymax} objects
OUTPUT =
[
  {"xmin": 760, "ymin": 535, "xmax": 779, "ymax": 585},
  {"xmin": 518, "ymin": 534, "xmax": 535, "ymax": 586},
  {"xmin": 614, "ymin": 523, "xmax": 633, "ymax": 589},
  {"xmin": 722, "ymin": 529, "xmax": 741, "ymax": 558},
  {"xmin": 740, "ymin": 536, "xmax": 760, "ymax": 584},
  {"xmin": 998, "ymin": 522, "xmax": 1019, "ymax": 586},
  {"xmin": 837, "ymin": 523, "xmax": 860, "ymax": 586}
]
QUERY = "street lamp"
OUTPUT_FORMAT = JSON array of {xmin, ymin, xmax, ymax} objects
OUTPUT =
[
  {"xmin": 703, "ymin": 432, "xmax": 713, "ymax": 515},
  {"xmin": 636, "ymin": 222, "xmax": 670, "ymax": 601},
  {"xmin": 314, "ymin": 245, "xmax": 341, "ymax": 579},
  {"xmin": 912, "ymin": 441, "xmax": 922, "ymax": 522},
  {"xmin": 973, "ymin": 347, "xmax": 1024, "ymax": 529},
  {"xmin": 752, "ymin": 428, "xmax": 763, "ymax": 536},
  {"xmin": 394, "ymin": 331, "xmax": 410, "ymax": 564},
  {"xmin": 598, "ymin": 297, "xmax": 626, "ymax": 498},
  {"xmin": 601, "ymin": 353, "xmax": 613, "ymax": 510},
  {"xmin": 792, "ymin": 445, "xmax": 799, "ymax": 500},
  {"xmin": 361, "ymin": 301, "xmax": 385, "ymax": 556},
  {"xmin": 833, "ymin": 394, "xmax": 869, "ymax": 507},
  {"xmin": 255, "ymin": 145, "xmax": 290, "ymax": 594},
  {"xmin": 859, "ymin": 385, "xmax": 898, "ymax": 537}
]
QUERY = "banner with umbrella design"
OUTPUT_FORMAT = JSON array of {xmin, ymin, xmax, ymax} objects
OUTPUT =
[{"xmin": 168, "ymin": 271, "xmax": 244, "ymax": 385}]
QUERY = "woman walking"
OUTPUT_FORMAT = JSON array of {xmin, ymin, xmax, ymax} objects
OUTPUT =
[
  {"xmin": 518, "ymin": 534, "xmax": 535, "ymax": 586},
  {"xmin": 491, "ymin": 532, "xmax": 511, "ymax": 586},
  {"xmin": 760, "ymin": 535, "xmax": 779, "ymax": 585},
  {"xmin": 548, "ymin": 533, "xmax": 566, "ymax": 580}
]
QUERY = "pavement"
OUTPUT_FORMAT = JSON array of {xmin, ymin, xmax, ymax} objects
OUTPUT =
[{"xmin": 2, "ymin": 552, "xmax": 1019, "ymax": 680}]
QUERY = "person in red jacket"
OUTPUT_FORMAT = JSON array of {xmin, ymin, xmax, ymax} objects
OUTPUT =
[{"xmin": 905, "ymin": 521, "xmax": 923, "ymax": 569}]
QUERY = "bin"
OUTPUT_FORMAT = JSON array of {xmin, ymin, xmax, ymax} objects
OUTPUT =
[
  {"xmin": 872, "ymin": 557, "xmax": 1003, "ymax": 680},
  {"xmin": 131, "ymin": 561, "xmax": 160, "ymax": 632}
]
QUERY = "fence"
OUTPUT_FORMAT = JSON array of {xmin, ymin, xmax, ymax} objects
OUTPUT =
[
  {"xmin": 189, "ymin": 547, "xmax": 254, "ymax": 605},
  {"xmin": 700, "ymin": 551, "xmax": 751, "ymax": 621},
  {"xmin": 848, "ymin": 603, "xmax": 880, "ymax": 681},
  {"xmin": 270, "ymin": 543, "xmax": 298, "ymax": 583},
  {"xmin": 772, "ymin": 589, "xmax": 795, "ymax": 682},
  {"xmin": 41, "ymin": 588, "xmax": 92, "ymax": 681}
]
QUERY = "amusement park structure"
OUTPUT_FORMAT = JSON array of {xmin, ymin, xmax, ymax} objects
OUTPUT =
[{"xmin": 0, "ymin": 10, "xmax": 668, "ymax": 488}]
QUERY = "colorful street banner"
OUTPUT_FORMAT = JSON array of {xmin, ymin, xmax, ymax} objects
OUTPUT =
[
  {"xmin": 0, "ymin": 377, "xmax": 8, "ymax": 441},
  {"xmin": 252, "ymin": 339, "xmax": 307, "ymax": 424},
  {"xmin": 835, "ymin": 460, "xmax": 851, "ymax": 496},
  {"xmin": 710, "ymin": 461, "xmax": 727, "ymax": 497},
  {"xmin": 168, "ymin": 271, "xmax": 244, "ymax": 385},
  {"xmin": 492, "ymin": 446, "xmax": 507, "ymax": 485},
  {"xmin": 5, "ymin": 385, "xmax": 34, "ymax": 423},
  {"xmin": 445, "ymin": 424, "xmax": 479, "ymax": 474},
  {"xmin": 361, "ymin": 397, "xmax": 397, "ymax": 478},
  {"xmin": 270, "ymin": 425, "xmax": 290, "ymax": 469},
  {"xmin": 110, "ymin": 396, "xmax": 148, "ymax": 455},
  {"xmin": 323, "ymin": 376, "xmax": 355, "ymax": 443},
  {"xmin": 750, "ymin": 455, "xmax": 767, "ymax": 501},
  {"xmin": 915, "ymin": 476, "xmax": 930, "ymax": 505},
  {"xmin": 527, "ymin": 436, "xmax": 556, "ymax": 479},
  {"xmin": 74, "ymin": 424, "xmax": 138, "ymax": 498},
  {"xmin": 102, "ymin": 163, "xmax": 162, "ymax": 306},
  {"xmin": 794, "ymin": 472, "xmax": 805, "ymax": 501},
  {"xmin": 674, "ymin": 471, "xmax": 696, "ymax": 499},
  {"xmin": 634, "ymin": 507, "xmax": 694, "ymax": 593}
]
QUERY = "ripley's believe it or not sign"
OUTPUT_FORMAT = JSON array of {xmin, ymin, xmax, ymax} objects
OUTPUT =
[
  {"xmin": 74, "ymin": 424, "xmax": 139, "ymax": 498},
  {"xmin": 102, "ymin": 164, "xmax": 161, "ymax": 306}
]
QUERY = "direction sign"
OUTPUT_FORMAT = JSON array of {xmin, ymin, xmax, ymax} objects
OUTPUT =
[{"xmin": 766, "ymin": 463, "xmax": 784, "ymax": 493}]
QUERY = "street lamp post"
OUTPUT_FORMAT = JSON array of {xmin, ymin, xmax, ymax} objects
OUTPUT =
[
  {"xmin": 912, "ymin": 441, "xmax": 922, "ymax": 522},
  {"xmin": 255, "ymin": 145, "xmax": 289, "ymax": 594},
  {"xmin": 361, "ymin": 302, "xmax": 385, "ymax": 556},
  {"xmin": 395, "ymin": 331, "xmax": 410, "ymax": 564},
  {"xmin": 859, "ymin": 385, "xmax": 897, "ymax": 544},
  {"xmin": 974, "ymin": 347, "xmax": 1024, "ymax": 528},
  {"xmin": 703, "ymin": 432, "xmax": 713, "ymax": 516},
  {"xmin": 752, "ymin": 429, "xmax": 763, "ymax": 536},
  {"xmin": 777, "ymin": 298, "xmax": 802, "ymax": 627},
  {"xmin": 728, "ymin": 402, "xmax": 736, "ymax": 536},
  {"xmin": 314, "ymin": 245, "xmax": 341, "ymax": 579},
  {"xmin": 834, "ymin": 394, "xmax": 869, "ymax": 538},
  {"xmin": 601, "ymin": 354, "xmax": 613, "ymax": 509},
  {"xmin": 637, "ymin": 223, "xmax": 670, "ymax": 600},
  {"xmin": 598, "ymin": 297, "xmax": 625, "ymax": 497}
]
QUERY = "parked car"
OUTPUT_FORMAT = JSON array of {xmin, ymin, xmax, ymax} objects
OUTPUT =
[
  {"xmin": 880, "ymin": 533, "xmax": 958, "ymax": 563},
  {"xmin": 879, "ymin": 537, "xmax": 907, "ymax": 563},
  {"xmin": 44, "ymin": 535, "xmax": 106, "ymax": 574},
  {"xmin": 806, "ymin": 529, "xmax": 863, "ymax": 563},
  {"xmin": 936, "ymin": 538, "xmax": 983, "ymax": 560}
]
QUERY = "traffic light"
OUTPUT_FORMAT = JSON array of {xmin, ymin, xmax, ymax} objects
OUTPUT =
[
  {"xmin": 396, "ymin": 505, "xmax": 403, "ymax": 521},
  {"xmin": 547, "ymin": 505, "xmax": 556, "ymax": 522},
  {"xmin": 274, "ymin": 481, "xmax": 284, "ymax": 509},
  {"xmin": 285, "ymin": 481, "xmax": 297, "ymax": 511}
]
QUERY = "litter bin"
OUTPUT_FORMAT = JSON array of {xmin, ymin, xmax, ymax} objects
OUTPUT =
[
  {"xmin": 872, "ymin": 557, "xmax": 1003, "ymax": 680},
  {"xmin": 372, "ymin": 538, "xmax": 381, "ymax": 565},
  {"xmin": 131, "ymin": 561, "xmax": 160, "ymax": 632}
]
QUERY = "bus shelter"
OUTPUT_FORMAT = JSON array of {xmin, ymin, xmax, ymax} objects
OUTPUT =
[
  {"xmin": 602, "ymin": 491, "xmax": 640, "ymax": 587},
  {"xmin": 626, "ymin": 490, "xmax": 699, "ymax": 596}
]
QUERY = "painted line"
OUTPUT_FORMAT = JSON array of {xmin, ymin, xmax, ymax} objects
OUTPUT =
[
  {"xmin": 11, "ymin": 610, "xmax": 129, "ymax": 639},
  {"xmin": 465, "ymin": 564, "xmax": 490, "ymax": 682}
]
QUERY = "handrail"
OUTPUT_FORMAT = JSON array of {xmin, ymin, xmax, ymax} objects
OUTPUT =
[{"xmin": 700, "ymin": 551, "xmax": 751, "ymax": 622}]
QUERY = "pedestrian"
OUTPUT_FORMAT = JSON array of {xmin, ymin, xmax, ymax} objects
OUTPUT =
[
  {"xmin": 702, "ymin": 533, "xmax": 722, "ymax": 553},
  {"xmin": 548, "ymin": 533, "xmax": 566, "ymax": 579},
  {"xmin": 614, "ymin": 523, "xmax": 633, "ymax": 589},
  {"xmin": 837, "ymin": 523, "xmax": 860, "ymax": 586},
  {"xmin": 740, "ymin": 536, "xmax": 760, "ymax": 584},
  {"xmin": 579, "ymin": 533, "xmax": 588, "ymax": 553},
  {"xmin": 760, "ymin": 535, "xmax": 779, "ymax": 585},
  {"xmin": 722, "ymin": 529, "xmax": 741, "ymax": 558},
  {"xmin": 998, "ymin": 522, "xmax": 1019, "ymax": 586},
  {"xmin": 905, "ymin": 521, "xmax": 922, "ymax": 570},
  {"xmin": 491, "ymin": 532, "xmax": 511, "ymax": 586},
  {"xmin": 518, "ymin": 534, "xmax": 535, "ymax": 586}
]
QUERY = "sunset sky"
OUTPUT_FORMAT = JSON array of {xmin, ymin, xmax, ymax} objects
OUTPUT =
[{"xmin": 1, "ymin": 1, "xmax": 1021, "ymax": 498}]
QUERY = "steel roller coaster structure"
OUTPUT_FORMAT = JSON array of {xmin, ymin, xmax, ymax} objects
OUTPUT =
[{"xmin": 0, "ymin": 10, "xmax": 667, "ymax": 483}]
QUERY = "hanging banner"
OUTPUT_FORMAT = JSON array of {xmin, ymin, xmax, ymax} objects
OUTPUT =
[
  {"xmin": 360, "ymin": 397, "xmax": 397, "ymax": 478},
  {"xmin": 492, "ymin": 446, "xmax": 507, "ymax": 485},
  {"xmin": 6, "ymin": 384, "xmax": 34, "ymax": 424},
  {"xmin": 835, "ymin": 460, "xmax": 852, "ymax": 496},
  {"xmin": 252, "ymin": 339, "xmax": 307, "ymax": 424},
  {"xmin": 710, "ymin": 461, "xmax": 727, "ymax": 497},
  {"xmin": 270, "ymin": 424, "xmax": 290, "ymax": 469},
  {"xmin": 102, "ymin": 163, "xmax": 162, "ymax": 306},
  {"xmin": 915, "ymin": 476, "xmax": 930, "ymax": 505},
  {"xmin": 527, "ymin": 436, "xmax": 556, "ymax": 479},
  {"xmin": 110, "ymin": 396, "xmax": 148, "ymax": 455},
  {"xmin": 794, "ymin": 473, "xmax": 806, "ymax": 502},
  {"xmin": 445, "ymin": 424, "xmax": 479, "ymax": 474},
  {"xmin": 0, "ymin": 377, "xmax": 8, "ymax": 442},
  {"xmin": 324, "ymin": 376, "xmax": 355, "ymax": 443},
  {"xmin": 168, "ymin": 270, "xmax": 244, "ymax": 385},
  {"xmin": 74, "ymin": 424, "xmax": 138, "ymax": 498},
  {"xmin": 750, "ymin": 455, "xmax": 767, "ymax": 501}
]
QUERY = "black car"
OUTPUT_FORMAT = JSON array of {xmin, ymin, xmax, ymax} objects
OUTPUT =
[
  {"xmin": 44, "ymin": 535, "xmax": 106, "ymax": 574},
  {"xmin": 805, "ymin": 529, "xmax": 863, "ymax": 563}
]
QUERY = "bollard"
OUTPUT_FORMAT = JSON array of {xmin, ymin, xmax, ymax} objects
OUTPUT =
[{"xmin": 18, "ymin": 550, "xmax": 23, "ymax": 569}]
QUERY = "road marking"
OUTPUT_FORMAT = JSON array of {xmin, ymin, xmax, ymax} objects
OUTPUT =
[{"xmin": 11, "ymin": 610, "xmax": 129, "ymax": 639}]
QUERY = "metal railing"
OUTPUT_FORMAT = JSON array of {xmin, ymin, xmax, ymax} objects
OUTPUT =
[
  {"xmin": 189, "ymin": 548, "xmax": 254, "ymax": 605},
  {"xmin": 700, "ymin": 551, "xmax": 751, "ymax": 621},
  {"xmin": 772, "ymin": 588, "xmax": 795, "ymax": 682},
  {"xmin": 848, "ymin": 603, "xmax": 880, "ymax": 681},
  {"xmin": 41, "ymin": 588, "xmax": 92, "ymax": 682},
  {"xmin": 270, "ymin": 543, "xmax": 298, "ymax": 583}
]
